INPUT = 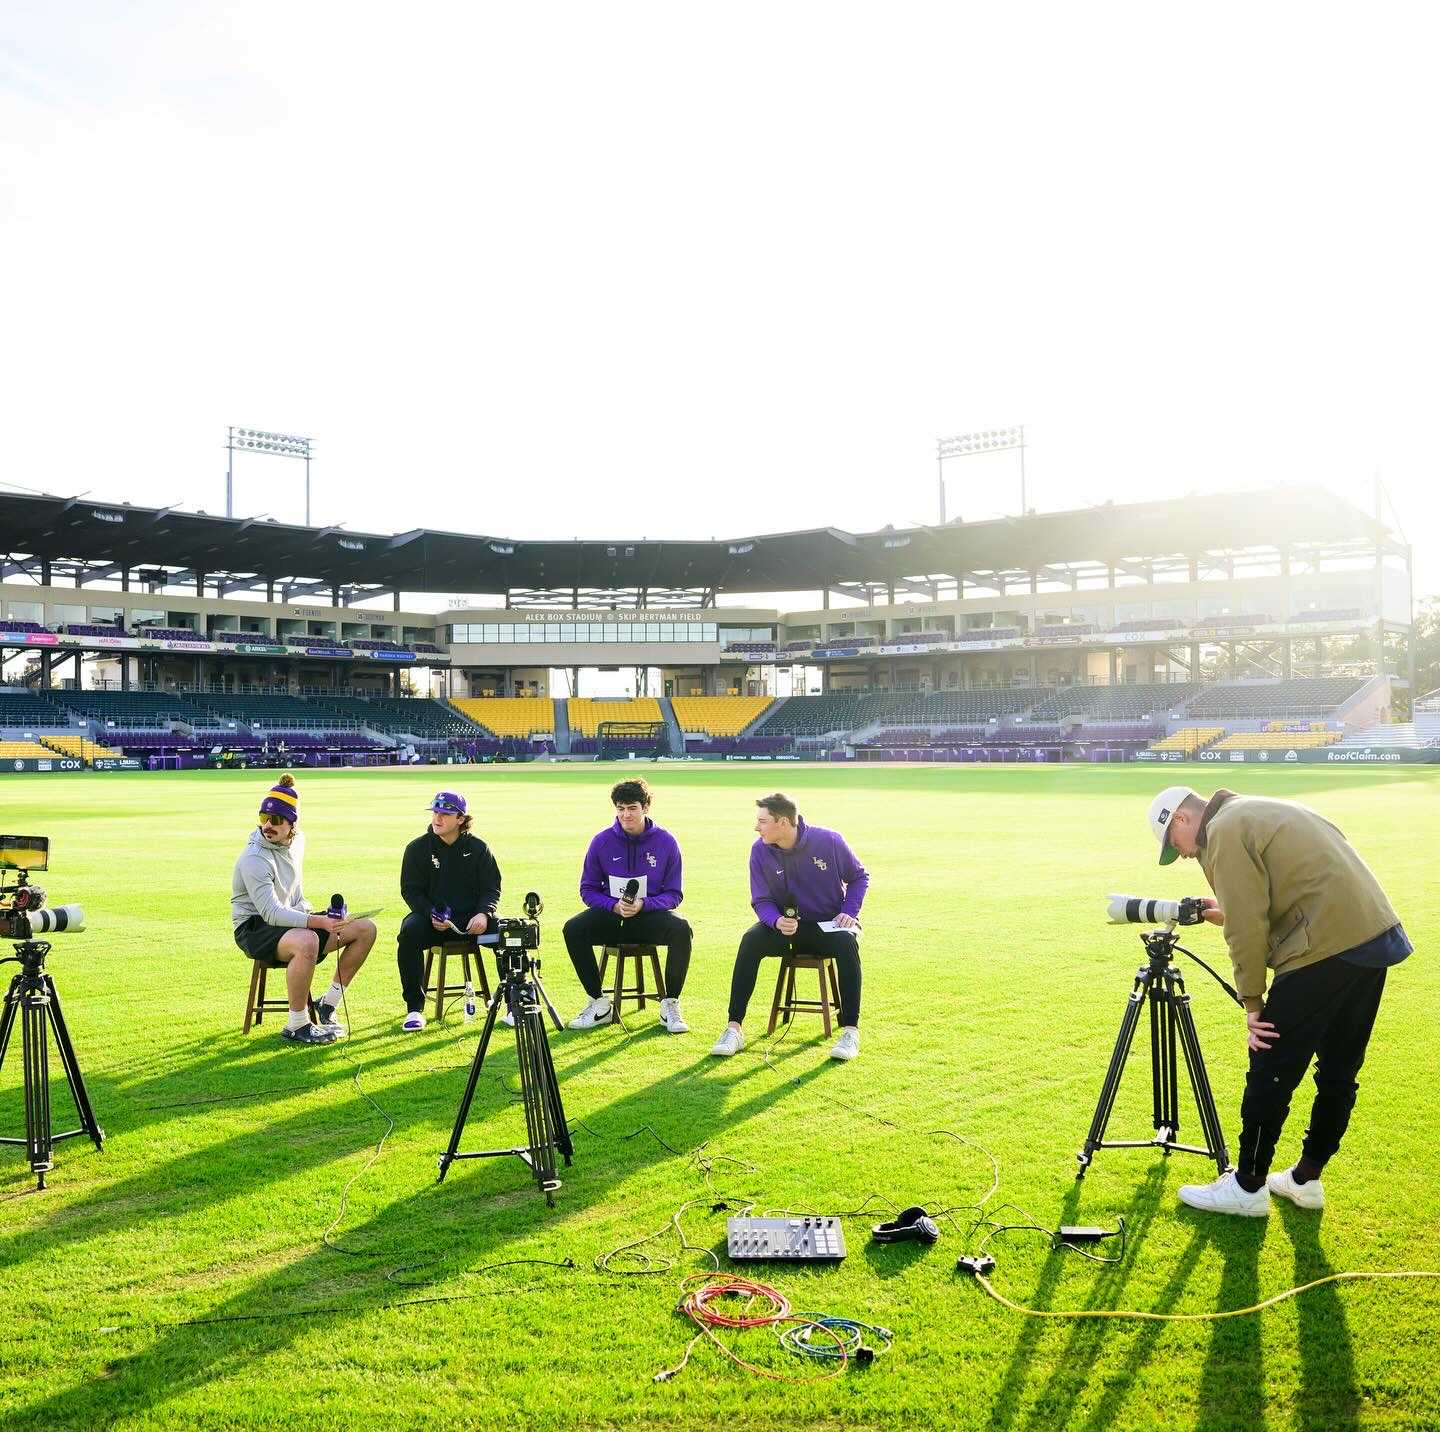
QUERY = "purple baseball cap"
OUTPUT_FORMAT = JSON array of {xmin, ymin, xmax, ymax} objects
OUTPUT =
[{"xmin": 427, "ymin": 791, "xmax": 466, "ymax": 815}]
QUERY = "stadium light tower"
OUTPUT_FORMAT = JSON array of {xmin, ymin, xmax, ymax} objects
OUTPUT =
[
  {"xmin": 226, "ymin": 427, "xmax": 315, "ymax": 525},
  {"xmin": 936, "ymin": 426, "xmax": 1026, "ymax": 524}
]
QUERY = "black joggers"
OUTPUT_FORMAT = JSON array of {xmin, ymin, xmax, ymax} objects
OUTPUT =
[
  {"xmin": 562, "ymin": 906, "xmax": 692, "ymax": 1000},
  {"xmin": 1236, "ymin": 956, "xmax": 1388, "ymax": 1184},
  {"xmin": 727, "ymin": 920, "xmax": 861, "ymax": 1028}
]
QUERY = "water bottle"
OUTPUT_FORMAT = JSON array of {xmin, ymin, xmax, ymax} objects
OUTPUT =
[{"xmin": 464, "ymin": 979, "xmax": 476, "ymax": 1021}]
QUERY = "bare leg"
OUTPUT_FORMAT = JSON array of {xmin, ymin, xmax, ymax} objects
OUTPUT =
[
  {"xmin": 333, "ymin": 918, "xmax": 377, "ymax": 988},
  {"xmin": 275, "ymin": 928, "xmax": 321, "ymax": 1013}
]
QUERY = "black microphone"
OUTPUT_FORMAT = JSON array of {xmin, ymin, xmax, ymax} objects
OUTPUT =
[
  {"xmin": 623, "ymin": 878, "xmax": 639, "ymax": 902},
  {"xmin": 783, "ymin": 904, "xmax": 797, "ymax": 950},
  {"xmin": 328, "ymin": 892, "xmax": 346, "ymax": 920}
]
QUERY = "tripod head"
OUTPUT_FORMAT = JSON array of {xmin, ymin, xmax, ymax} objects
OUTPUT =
[
  {"xmin": 1132, "ymin": 926, "xmax": 1243, "ymax": 1007},
  {"xmin": 2, "ymin": 939, "xmax": 53, "ymax": 979}
]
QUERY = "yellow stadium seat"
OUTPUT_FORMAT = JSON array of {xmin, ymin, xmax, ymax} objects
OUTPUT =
[
  {"xmin": 0, "ymin": 741, "xmax": 57, "ymax": 760},
  {"xmin": 449, "ymin": 697, "xmax": 555, "ymax": 737},
  {"xmin": 671, "ymin": 696, "xmax": 774, "ymax": 737},
  {"xmin": 566, "ymin": 699, "xmax": 663, "ymax": 737}
]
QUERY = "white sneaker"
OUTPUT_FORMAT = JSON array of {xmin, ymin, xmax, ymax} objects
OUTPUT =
[
  {"xmin": 568, "ymin": 996, "xmax": 613, "ymax": 1030},
  {"xmin": 830, "ymin": 1028, "xmax": 860, "ymax": 1061},
  {"xmin": 658, "ymin": 998, "xmax": 689, "ymax": 1034},
  {"xmin": 1267, "ymin": 1166, "xmax": 1325, "ymax": 1210},
  {"xmin": 710, "ymin": 1026, "xmax": 744, "ymax": 1057},
  {"xmin": 499, "ymin": 1007, "xmax": 516, "ymax": 1028},
  {"xmin": 402, "ymin": 1011, "xmax": 426, "ymax": 1032},
  {"xmin": 1177, "ymin": 1170, "xmax": 1270, "ymax": 1217}
]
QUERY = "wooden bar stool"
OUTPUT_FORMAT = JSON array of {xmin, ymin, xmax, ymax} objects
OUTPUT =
[
  {"xmin": 767, "ymin": 953, "xmax": 842, "ymax": 1036},
  {"xmin": 422, "ymin": 939, "xmax": 495, "ymax": 1023},
  {"xmin": 243, "ymin": 959, "xmax": 317, "ymax": 1033},
  {"xmin": 597, "ymin": 944, "xmax": 666, "ymax": 1024}
]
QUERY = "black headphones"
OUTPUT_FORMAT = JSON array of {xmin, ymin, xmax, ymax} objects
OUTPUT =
[{"xmin": 871, "ymin": 1206, "xmax": 940, "ymax": 1245}]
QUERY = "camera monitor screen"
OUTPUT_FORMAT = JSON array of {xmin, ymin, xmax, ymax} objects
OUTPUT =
[{"xmin": 0, "ymin": 835, "xmax": 49, "ymax": 871}]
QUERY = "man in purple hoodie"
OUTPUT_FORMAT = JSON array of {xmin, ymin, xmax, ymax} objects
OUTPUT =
[
  {"xmin": 711, "ymin": 792, "xmax": 869, "ymax": 1062},
  {"xmin": 562, "ymin": 778, "xmax": 692, "ymax": 1033}
]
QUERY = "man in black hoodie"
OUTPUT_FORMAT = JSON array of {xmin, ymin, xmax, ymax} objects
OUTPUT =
[{"xmin": 397, "ymin": 791, "xmax": 502, "ymax": 1030}]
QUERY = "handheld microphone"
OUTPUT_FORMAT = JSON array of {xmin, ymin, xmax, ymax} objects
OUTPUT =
[
  {"xmin": 622, "ymin": 878, "xmax": 639, "ymax": 902},
  {"xmin": 328, "ymin": 892, "xmax": 346, "ymax": 921},
  {"xmin": 783, "ymin": 904, "xmax": 797, "ymax": 948}
]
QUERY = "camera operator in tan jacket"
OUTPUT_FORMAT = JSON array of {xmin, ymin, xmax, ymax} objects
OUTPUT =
[{"xmin": 1145, "ymin": 785, "xmax": 1411, "ymax": 1217}]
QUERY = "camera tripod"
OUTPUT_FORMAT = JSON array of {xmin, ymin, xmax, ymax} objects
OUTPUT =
[
  {"xmin": 438, "ymin": 946, "xmax": 573, "ymax": 1205},
  {"xmin": 0, "ymin": 941, "xmax": 105, "ymax": 1189},
  {"xmin": 1077, "ymin": 926, "xmax": 1231, "ymax": 1180}
]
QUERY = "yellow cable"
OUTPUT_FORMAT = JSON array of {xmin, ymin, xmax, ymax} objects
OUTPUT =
[{"xmin": 974, "ymin": 1269, "xmax": 1440, "ymax": 1322}]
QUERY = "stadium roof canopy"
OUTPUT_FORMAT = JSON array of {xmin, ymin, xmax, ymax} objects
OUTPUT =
[{"xmin": 0, "ymin": 486, "xmax": 1397, "ymax": 603}]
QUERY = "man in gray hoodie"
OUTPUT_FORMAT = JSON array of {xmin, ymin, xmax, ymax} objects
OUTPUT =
[{"xmin": 231, "ymin": 775, "xmax": 376, "ymax": 1043}]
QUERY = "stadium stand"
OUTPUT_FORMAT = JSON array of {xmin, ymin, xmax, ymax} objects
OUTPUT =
[
  {"xmin": 567, "ymin": 698, "xmax": 663, "ymax": 736},
  {"xmin": 1333, "ymin": 716, "xmax": 1440, "ymax": 749},
  {"xmin": 194, "ymin": 695, "xmax": 361, "ymax": 730},
  {"xmin": 321, "ymin": 697, "xmax": 483, "ymax": 737},
  {"xmin": 1148, "ymin": 726, "xmax": 1226, "ymax": 755},
  {"xmin": 1190, "ymin": 613, "xmax": 1274, "ymax": 631},
  {"xmin": 671, "ymin": 696, "xmax": 772, "ymax": 736},
  {"xmin": 1287, "ymin": 609, "xmax": 1365, "ymax": 624},
  {"xmin": 0, "ymin": 741, "xmax": 58, "ymax": 759},
  {"xmin": 0, "ymin": 620, "xmax": 51, "ymax": 634},
  {"xmin": 39, "ymin": 734, "xmax": 123, "ymax": 762},
  {"xmin": 1186, "ymin": 678, "xmax": 1365, "ymax": 718},
  {"xmin": 1035, "ymin": 623, "xmax": 1099, "ymax": 639},
  {"xmin": 886, "ymin": 631, "xmax": 950, "ymax": 646},
  {"xmin": 1105, "ymin": 617, "xmax": 1186, "ymax": 632},
  {"xmin": 60, "ymin": 623, "xmax": 126, "ymax": 638},
  {"xmin": 757, "ymin": 693, "xmax": 917, "ymax": 738},
  {"xmin": 1212, "ymin": 731, "xmax": 1342, "ymax": 751},
  {"xmin": 0, "ymin": 691, "xmax": 72, "ymax": 724},
  {"xmin": 448, "ymin": 697, "xmax": 553, "ymax": 737},
  {"xmin": 955, "ymin": 627, "xmax": 1022, "ymax": 643},
  {"xmin": 54, "ymin": 691, "xmax": 191, "ymax": 727},
  {"xmin": 1029, "ymin": 683, "xmax": 1198, "ymax": 720},
  {"xmin": 890, "ymin": 689, "xmax": 1052, "ymax": 723},
  {"xmin": 131, "ymin": 626, "xmax": 203, "ymax": 641}
]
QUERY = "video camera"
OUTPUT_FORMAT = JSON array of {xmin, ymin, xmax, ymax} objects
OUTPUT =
[
  {"xmin": 494, "ymin": 891, "xmax": 543, "ymax": 953},
  {"xmin": 1, "ymin": 835, "xmax": 85, "ymax": 941},
  {"xmin": 1105, "ymin": 895, "xmax": 1208, "ymax": 928}
]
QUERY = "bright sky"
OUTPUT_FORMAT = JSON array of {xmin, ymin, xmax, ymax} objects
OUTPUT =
[{"xmin": 3, "ymin": 3, "xmax": 1437, "ymax": 605}]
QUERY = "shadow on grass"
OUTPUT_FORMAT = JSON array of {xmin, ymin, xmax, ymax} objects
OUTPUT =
[
  {"xmin": 1275, "ymin": 1204, "xmax": 1359, "ymax": 1432},
  {"xmin": 0, "ymin": 1040, "xmax": 838, "ymax": 1429},
  {"xmin": 985, "ymin": 1162, "xmax": 1165, "ymax": 1432}
]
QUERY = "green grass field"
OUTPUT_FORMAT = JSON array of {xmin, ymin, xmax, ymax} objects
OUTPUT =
[{"xmin": 0, "ymin": 764, "xmax": 1436, "ymax": 1431}]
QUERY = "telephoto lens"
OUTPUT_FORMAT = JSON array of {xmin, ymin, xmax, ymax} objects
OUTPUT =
[
  {"xmin": 27, "ymin": 904, "xmax": 86, "ymax": 935},
  {"xmin": 1106, "ymin": 895, "xmax": 1183, "ymax": 926}
]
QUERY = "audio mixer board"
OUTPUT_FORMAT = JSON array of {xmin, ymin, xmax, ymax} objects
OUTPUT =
[{"xmin": 726, "ymin": 1216, "xmax": 847, "ymax": 1262}]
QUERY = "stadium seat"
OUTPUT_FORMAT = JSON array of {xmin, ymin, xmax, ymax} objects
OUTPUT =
[
  {"xmin": 1148, "ymin": 727, "xmax": 1226, "ymax": 755},
  {"xmin": 449, "ymin": 697, "xmax": 554, "ymax": 737},
  {"xmin": 0, "ymin": 740, "xmax": 57, "ymax": 759},
  {"xmin": 567, "ymin": 698, "xmax": 663, "ymax": 736},
  {"xmin": 671, "ymin": 696, "xmax": 772, "ymax": 736}
]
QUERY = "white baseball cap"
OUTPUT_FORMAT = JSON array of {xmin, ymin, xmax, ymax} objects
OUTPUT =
[{"xmin": 1147, "ymin": 785, "xmax": 1199, "ymax": 865}]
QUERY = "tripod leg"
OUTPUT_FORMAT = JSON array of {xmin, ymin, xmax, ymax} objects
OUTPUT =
[
  {"xmin": 1078, "ymin": 969, "xmax": 1150, "ymax": 1177},
  {"xmin": 0, "ymin": 975, "xmax": 19, "ymax": 1075},
  {"xmin": 23, "ymin": 994, "xmax": 53, "ymax": 1187},
  {"xmin": 532, "ymin": 1007, "xmax": 572, "ymax": 1164},
  {"xmin": 42, "ymin": 976, "xmax": 104, "ymax": 1149},
  {"xmin": 1172, "ymin": 981, "xmax": 1233, "ymax": 1175},
  {"xmin": 437, "ymin": 991, "xmax": 501, "ymax": 1182},
  {"xmin": 515, "ymin": 1001, "xmax": 556, "ymax": 1201}
]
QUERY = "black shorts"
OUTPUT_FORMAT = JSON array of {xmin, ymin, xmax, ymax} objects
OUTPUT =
[{"xmin": 233, "ymin": 916, "xmax": 333, "ymax": 964}]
